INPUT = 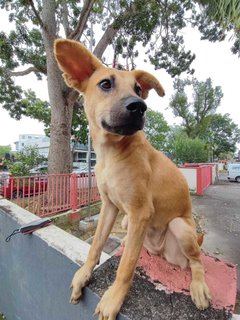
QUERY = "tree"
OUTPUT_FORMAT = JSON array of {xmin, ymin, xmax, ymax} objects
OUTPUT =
[
  {"xmin": 200, "ymin": 113, "xmax": 240, "ymax": 160},
  {"xmin": 0, "ymin": 1, "xmax": 239, "ymax": 174},
  {"xmin": 169, "ymin": 77, "xmax": 223, "ymax": 138},
  {"xmin": 0, "ymin": 145, "xmax": 11, "ymax": 159},
  {"xmin": 165, "ymin": 125, "xmax": 187, "ymax": 158},
  {"xmin": 7, "ymin": 145, "xmax": 46, "ymax": 176},
  {"xmin": 144, "ymin": 109, "xmax": 170, "ymax": 151},
  {"xmin": 172, "ymin": 136, "xmax": 208, "ymax": 164}
]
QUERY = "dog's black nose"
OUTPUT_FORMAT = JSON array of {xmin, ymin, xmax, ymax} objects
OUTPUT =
[{"xmin": 125, "ymin": 97, "xmax": 147, "ymax": 116}]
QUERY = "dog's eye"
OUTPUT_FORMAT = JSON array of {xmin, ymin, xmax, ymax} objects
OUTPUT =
[
  {"xmin": 134, "ymin": 84, "xmax": 142, "ymax": 97},
  {"xmin": 98, "ymin": 79, "xmax": 112, "ymax": 91}
]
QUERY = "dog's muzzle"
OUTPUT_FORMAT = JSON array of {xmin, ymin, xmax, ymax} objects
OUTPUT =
[{"xmin": 101, "ymin": 96, "xmax": 147, "ymax": 136}]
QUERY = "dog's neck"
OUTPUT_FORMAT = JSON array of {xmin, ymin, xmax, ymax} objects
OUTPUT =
[{"xmin": 90, "ymin": 128, "xmax": 147, "ymax": 163}]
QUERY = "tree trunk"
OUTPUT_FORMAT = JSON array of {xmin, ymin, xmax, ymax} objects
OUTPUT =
[
  {"xmin": 42, "ymin": 0, "xmax": 73, "ymax": 174},
  {"xmin": 41, "ymin": 1, "xmax": 121, "ymax": 174}
]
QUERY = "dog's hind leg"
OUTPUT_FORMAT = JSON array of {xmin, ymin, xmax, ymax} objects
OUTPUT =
[
  {"xmin": 70, "ymin": 198, "xmax": 118, "ymax": 304},
  {"xmin": 167, "ymin": 217, "xmax": 212, "ymax": 310}
]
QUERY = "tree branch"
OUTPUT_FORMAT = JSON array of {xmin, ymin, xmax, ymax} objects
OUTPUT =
[
  {"xmin": 8, "ymin": 66, "xmax": 40, "ymax": 77},
  {"xmin": 61, "ymin": 1, "xmax": 71, "ymax": 37},
  {"xmin": 69, "ymin": 0, "xmax": 95, "ymax": 40},
  {"xmin": 93, "ymin": 23, "xmax": 117, "ymax": 59},
  {"xmin": 28, "ymin": 0, "xmax": 44, "ymax": 29}
]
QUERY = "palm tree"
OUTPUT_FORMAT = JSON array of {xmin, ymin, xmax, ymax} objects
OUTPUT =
[{"xmin": 198, "ymin": 0, "xmax": 240, "ymax": 30}]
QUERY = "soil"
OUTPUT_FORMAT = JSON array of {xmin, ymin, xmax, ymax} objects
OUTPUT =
[{"xmin": 55, "ymin": 207, "xmax": 127, "ymax": 242}]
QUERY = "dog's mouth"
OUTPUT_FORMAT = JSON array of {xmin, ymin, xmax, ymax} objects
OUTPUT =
[
  {"xmin": 100, "ymin": 96, "xmax": 147, "ymax": 136},
  {"xmin": 101, "ymin": 118, "xmax": 145, "ymax": 136}
]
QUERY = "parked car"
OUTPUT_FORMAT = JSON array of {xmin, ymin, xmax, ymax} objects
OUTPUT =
[
  {"xmin": 0, "ymin": 173, "xmax": 48, "ymax": 199},
  {"xmin": 72, "ymin": 165, "xmax": 94, "ymax": 176},
  {"xmin": 227, "ymin": 163, "xmax": 240, "ymax": 182},
  {"xmin": 29, "ymin": 164, "xmax": 48, "ymax": 174}
]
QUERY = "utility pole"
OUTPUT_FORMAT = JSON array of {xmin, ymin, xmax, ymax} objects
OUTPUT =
[{"xmin": 86, "ymin": 22, "xmax": 93, "ymax": 221}]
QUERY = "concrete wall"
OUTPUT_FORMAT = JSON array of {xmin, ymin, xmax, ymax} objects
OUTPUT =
[
  {"xmin": 0, "ymin": 199, "xmax": 117, "ymax": 320},
  {"xmin": 179, "ymin": 167, "xmax": 197, "ymax": 192}
]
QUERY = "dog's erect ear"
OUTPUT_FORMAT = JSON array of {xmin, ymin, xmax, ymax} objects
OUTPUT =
[
  {"xmin": 54, "ymin": 39, "xmax": 102, "ymax": 92},
  {"xmin": 131, "ymin": 70, "xmax": 165, "ymax": 99}
]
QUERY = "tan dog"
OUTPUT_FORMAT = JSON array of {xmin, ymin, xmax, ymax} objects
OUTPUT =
[{"xmin": 54, "ymin": 39, "xmax": 211, "ymax": 320}]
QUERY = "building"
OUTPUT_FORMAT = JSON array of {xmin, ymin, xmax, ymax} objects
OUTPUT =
[
  {"xmin": 14, "ymin": 134, "xmax": 96, "ymax": 168},
  {"xmin": 72, "ymin": 142, "xmax": 96, "ymax": 168},
  {"xmin": 15, "ymin": 134, "xmax": 50, "ymax": 158}
]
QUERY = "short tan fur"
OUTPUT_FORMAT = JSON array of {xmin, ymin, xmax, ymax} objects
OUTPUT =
[{"xmin": 54, "ymin": 39, "xmax": 211, "ymax": 320}]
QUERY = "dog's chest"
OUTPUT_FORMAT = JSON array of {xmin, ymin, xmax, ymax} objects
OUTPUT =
[
  {"xmin": 96, "ymin": 166, "xmax": 120, "ymax": 193},
  {"xmin": 95, "ymin": 164, "xmax": 132, "ymax": 209}
]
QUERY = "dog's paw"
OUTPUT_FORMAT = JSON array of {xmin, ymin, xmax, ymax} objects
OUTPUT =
[
  {"xmin": 95, "ymin": 285, "xmax": 125, "ymax": 320},
  {"xmin": 190, "ymin": 280, "xmax": 212, "ymax": 310},
  {"xmin": 69, "ymin": 265, "xmax": 92, "ymax": 304}
]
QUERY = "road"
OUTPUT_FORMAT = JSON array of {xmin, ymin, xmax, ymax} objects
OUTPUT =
[{"xmin": 192, "ymin": 174, "xmax": 240, "ymax": 312}]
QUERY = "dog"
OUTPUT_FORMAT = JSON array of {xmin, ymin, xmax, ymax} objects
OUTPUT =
[{"xmin": 54, "ymin": 39, "xmax": 211, "ymax": 320}]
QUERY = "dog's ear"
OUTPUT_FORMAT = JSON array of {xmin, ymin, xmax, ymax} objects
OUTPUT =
[
  {"xmin": 54, "ymin": 39, "xmax": 102, "ymax": 92},
  {"xmin": 131, "ymin": 70, "xmax": 165, "ymax": 99}
]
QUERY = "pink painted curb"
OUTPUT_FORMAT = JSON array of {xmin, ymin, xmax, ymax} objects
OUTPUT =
[{"xmin": 116, "ymin": 247, "xmax": 237, "ymax": 312}]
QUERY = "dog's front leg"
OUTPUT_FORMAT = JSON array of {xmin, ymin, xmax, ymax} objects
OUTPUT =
[
  {"xmin": 70, "ymin": 199, "xmax": 118, "ymax": 304},
  {"xmin": 95, "ymin": 211, "xmax": 150, "ymax": 320}
]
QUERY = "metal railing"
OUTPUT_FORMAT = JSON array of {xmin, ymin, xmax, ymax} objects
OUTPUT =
[
  {"xmin": 0, "ymin": 173, "xmax": 100, "ymax": 217},
  {"xmin": 179, "ymin": 163, "xmax": 213, "ymax": 196}
]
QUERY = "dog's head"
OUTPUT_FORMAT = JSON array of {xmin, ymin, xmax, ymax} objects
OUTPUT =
[{"xmin": 54, "ymin": 39, "xmax": 165, "ymax": 136}]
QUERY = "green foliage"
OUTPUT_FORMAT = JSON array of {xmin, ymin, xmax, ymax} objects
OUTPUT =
[
  {"xmin": 0, "ymin": 0, "xmax": 238, "ymax": 124},
  {"xmin": 169, "ymin": 77, "xmax": 223, "ymax": 138},
  {"xmin": 0, "ymin": 145, "xmax": 11, "ymax": 158},
  {"xmin": 7, "ymin": 146, "xmax": 46, "ymax": 176},
  {"xmin": 197, "ymin": 0, "xmax": 240, "ymax": 30},
  {"xmin": 144, "ymin": 108, "xmax": 170, "ymax": 151},
  {"xmin": 112, "ymin": 0, "xmax": 197, "ymax": 76},
  {"xmin": 200, "ymin": 113, "xmax": 240, "ymax": 159},
  {"xmin": 193, "ymin": 0, "xmax": 240, "ymax": 56},
  {"xmin": 0, "ymin": 0, "xmax": 239, "ymax": 174},
  {"xmin": 71, "ymin": 97, "xmax": 89, "ymax": 144},
  {"xmin": 165, "ymin": 125, "xmax": 187, "ymax": 157},
  {"xmin": 0, "ymin": 312, "xmax": 6, "ymax": 320},
  {"xmin": 172, "ymin": 136, "xmax": 208, "ymax": 164}
]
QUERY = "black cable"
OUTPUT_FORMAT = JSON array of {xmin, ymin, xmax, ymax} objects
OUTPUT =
[{"xmin": 5, "ymin": 229, "xmax": 20, "ymax": 242}]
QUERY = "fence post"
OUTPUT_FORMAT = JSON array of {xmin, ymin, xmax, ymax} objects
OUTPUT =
[
  {"xmin": 209, "ymin": 166, "xmax": 213, "ymax": 184},
  {"xmin": 70, "ymin": 173, "xmax": 78, "ymax": 211},
  {"xmin": 196, "ymin": 166, "xmax": 203, "ymax": 196},
  {"xmin": 69, "ymin": 173, "xmax": 80, "ymax": 224}
]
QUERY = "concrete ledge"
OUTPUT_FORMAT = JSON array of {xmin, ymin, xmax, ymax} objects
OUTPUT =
[{"xmin": 0, "ymin": 199, "xmax": 109, "ymax": 266}]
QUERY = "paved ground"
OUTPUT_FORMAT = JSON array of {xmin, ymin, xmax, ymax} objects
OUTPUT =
[{"xmin": 192, "ymin": 173, "xmax": 240, "ymax": 312}]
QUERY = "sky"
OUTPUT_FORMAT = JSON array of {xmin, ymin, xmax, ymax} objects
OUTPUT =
[{"xmin": 0, "ymin": 15, "xmax": 240, "ymax": 151}]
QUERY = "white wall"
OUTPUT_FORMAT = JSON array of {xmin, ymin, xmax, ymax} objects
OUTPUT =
[{"xmin": 179, "ymin": 168, "xmax": 197, "ymax": 192}]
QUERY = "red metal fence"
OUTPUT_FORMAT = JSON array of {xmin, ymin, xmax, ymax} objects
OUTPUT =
[
  {"xmin": 0, "ymin": 173, "xmax": 101, "ymax": 217},
  {"xmin": 196, "ymin": 165, "xmax": 212, "ymax": 196},
  {"xmin": 179, "ymin": 163, "xmax": 213, "ymax": 196}
]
